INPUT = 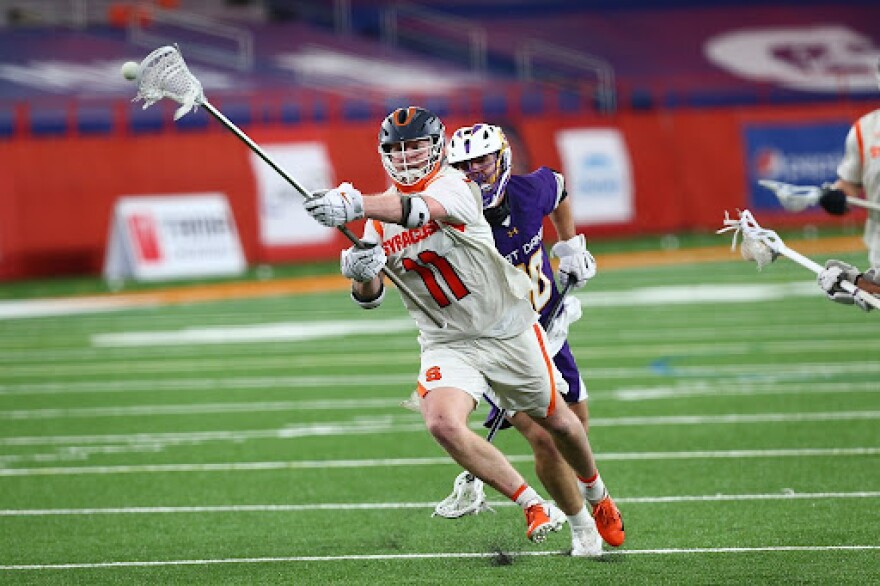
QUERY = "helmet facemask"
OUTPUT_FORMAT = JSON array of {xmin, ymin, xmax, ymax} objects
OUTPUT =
[{"xmin": 380, "ymin": 135, "xmax": 444, "ymax": 188}]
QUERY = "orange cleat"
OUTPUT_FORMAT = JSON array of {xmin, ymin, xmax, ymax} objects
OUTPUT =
[
  {"xmin": 524, "ymin": 503, "xmax": 555, "ymax": 543},
  {"xmin": 592, "ymin": 495, "xmax": 625, "ymax": 547}
]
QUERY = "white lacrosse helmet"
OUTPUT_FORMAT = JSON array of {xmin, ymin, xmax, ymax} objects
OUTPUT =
[
  {"xmin": 447, "ymin": 124, "xmax": 512, "ymax": 209},
  {"xmin": 378, "ymin": 106, "xmax": 446, "ymax": 192}
]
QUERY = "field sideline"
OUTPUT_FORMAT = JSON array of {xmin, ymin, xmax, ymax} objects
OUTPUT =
[{"xmin": 0, "ymin": 234, "xmax": 878, "ymax": 584}]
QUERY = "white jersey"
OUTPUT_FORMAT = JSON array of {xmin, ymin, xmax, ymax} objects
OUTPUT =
[
  {"xmin": 362, "ymin": 166, "xmax": 536, "ymax": 346},
  {"xmin": 837, "ymin": 108, "xmax": 880, "ymax": 255}
]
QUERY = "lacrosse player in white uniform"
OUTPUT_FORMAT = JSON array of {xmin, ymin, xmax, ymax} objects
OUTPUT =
[
  {"xmin": 431, "ymin": 122, "xmax": 606, "ymax": 557},
  {"xmin": 815, "ymin": 59, "xmax": 880, "ymax": 310},
  {"xmin": 304, "ymin": 106, "xmax": 625, "ymax": 549}
]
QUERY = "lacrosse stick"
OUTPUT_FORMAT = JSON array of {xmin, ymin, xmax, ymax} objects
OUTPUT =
[
  {"xmin": 717, "ymin": 209, "xmax": 880, "ymax": 310},
  {"xmin": 432, "ymin": 278, "xmax": 577, "ymax": 519},
  {"xmin": 127, "ymin": 45, "xmax": 446, "ymax": 328},
  {"xmin": 759, "ymin": 179, "xmax": 880, "ymax": 213}
]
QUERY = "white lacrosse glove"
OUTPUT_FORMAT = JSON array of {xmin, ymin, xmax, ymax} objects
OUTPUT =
[
  {"xmin": 817, "ymin": 259, "xmax": 875, "ymax": 312},
  {"xmin": 341, "ymin": 239, "xmax": 386, "ymax": 282},
  {"xmin": 304, "ymin": 182, "xmax": 364, "ymax": 227},
  {"xmin": 758, "ymin": 179, "xmax": 821, "ymax": 213},
  {"xmin": 551, "ymin": 234, "xmax": 596, "ymax": 289},
  {"xmin": 545, "ymin": 296, "xmax": 583, "ymax": 356}
]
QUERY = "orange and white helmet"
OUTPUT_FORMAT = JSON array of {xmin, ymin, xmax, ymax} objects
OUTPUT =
[{"xmin": 378, "ymin": 106, "xmax": 446, "ymax": 192}]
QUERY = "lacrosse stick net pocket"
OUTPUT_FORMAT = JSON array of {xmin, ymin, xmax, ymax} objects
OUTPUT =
[
  {"xmin": 432, "ymin": 471, "xmax": 494, "ymax": 518},
  {"xmin": 717, "ymin": 210, "xmax": 778, "ymax": 270},
  {"xmin": 133, "ymin": 45, "xmax": 205, "ymax": 120}
]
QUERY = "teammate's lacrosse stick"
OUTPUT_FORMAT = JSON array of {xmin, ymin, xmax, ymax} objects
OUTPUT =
[
  {"xmin": 717, "ymin": 209, "xmax": 880, "ymax": 310},
  {"xmin": 127, "ymin": 45, "xmax": 446, "ymax": 328},
  {"xmin": 759, "ymin": 180, "xmax": 880, "ymax": 213},
  {"xmin": 432, "ymin": 277, "xmax": 577, "ymax": 519}
]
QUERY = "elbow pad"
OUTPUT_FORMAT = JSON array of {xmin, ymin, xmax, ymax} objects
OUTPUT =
[
  {"xmin": 351, "ymin": 284, "xmax": 385, "ymax": 309},
  {"xmin": 400, "ymin": 195, "xmax": 430, "ymax": 228}
]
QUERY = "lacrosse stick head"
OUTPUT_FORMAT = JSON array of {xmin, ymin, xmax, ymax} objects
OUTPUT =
[
  {"xmin": 757, "ymin": 179, "xmax": 821, "ymax": 213},
  {"xmin": 717, "ymin": 210, "xmax": 779, "ymax": 270},
  {"xmin": 432, "ymin": 471, "xmax": 494, "ymax": 519},
  {"xmin": 132, "ymin": 45, "xmax": 205, "ymax": 121}
]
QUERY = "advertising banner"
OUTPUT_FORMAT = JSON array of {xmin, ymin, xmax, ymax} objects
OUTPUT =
[
  {"xmin": 554, "ymin": 128, "xmax": 634, "ymax": 225},
  {"xmin": 103, "ymin": 193, "xmax": 246, "ymax": 282},
  {"xmin": 251, "ymin": 143, "xmax": 337, "ymax": 247},
  {"xmin": 743, "ymin": 121, "xmax": 849, "ymax": 210}
]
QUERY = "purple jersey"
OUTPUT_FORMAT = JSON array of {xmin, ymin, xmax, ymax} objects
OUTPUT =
[{"xmin": 483, "ymin": 167, "xmax": 586, "ymax": 428}]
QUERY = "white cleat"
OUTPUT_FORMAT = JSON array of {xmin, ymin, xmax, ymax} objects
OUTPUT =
[
  {"xmin": 570, "ymin": 518, "xmax": 604, "ymax": 558},
  {"xmin": 546, "ymin": 502, "xmax": 568, "ymax": 532}
]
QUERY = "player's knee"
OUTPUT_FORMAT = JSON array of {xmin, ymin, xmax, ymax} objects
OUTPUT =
[
  {"xmin": 425, "ymin": 416, "xmax": 467, "ymax": 446},
  {"xmin": 539, "ymin": 405, "xmax": 580, "ymax": 435}
]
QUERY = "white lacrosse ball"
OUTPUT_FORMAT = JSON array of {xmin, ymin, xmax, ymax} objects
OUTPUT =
[{"xmin": 120, "ymin": 61, "xmax": 139, "ymax": 81}]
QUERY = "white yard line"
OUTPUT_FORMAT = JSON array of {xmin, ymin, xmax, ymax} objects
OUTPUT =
[
  {"xmin": 2, "ymin": 396, "xmax": 879, "ymax": 423},
  {"xmin": 3, "ymin": 336, "xmax": 878, "ymax": 365},
  {"xmin": 614, "ymin": 380, "xmax": 880, "ymax": 401},
  {"xmin": 2, "ymin": 491, "xmax": 879, "ymax": 517},
  {"xmin": 0, "ymin": 447, "xmax": 877, "ymax": 476},
  {"xmin": 4, "ymin": 358, "xmax": 880, "ymax": 380},
  {"xmin": 0, "ymin": 282, "xmax": 821, "ymax": 322},
  {"xmin": 2, "ymin": 410, "xmax": 876, "ymax": 465},
  {"xmin": 574, "ymin": 282, "xmax": 818, "ymax": 306},
  {"xmin": 90, "ymin": 319, "xmax": 415, "ymax": 347},
  {"xmin": 0, "ymin": 374, "xmax": 418, "ymax": 396},
  {"xmin": 1, "ymin": 545, "xmax": 878, "ymax": 571},
  {"xmin": 1, "ymin": 409, "xmax": 876, "ymax": 438},
  {"xmin": 0, "ymin": 398, "xmax": 408, "ymax": 419},
  {"xmin": 0, "ymin": 297, "xmax": 157, "ymax": 320}
]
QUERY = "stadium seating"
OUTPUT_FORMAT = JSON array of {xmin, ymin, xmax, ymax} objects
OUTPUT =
[{"xmin": 0, "ymin": 1, "xmax": 877, "ymax": 138}]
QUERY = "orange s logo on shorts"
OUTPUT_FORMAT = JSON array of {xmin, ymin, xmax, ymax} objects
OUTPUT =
[{"xmin": 425, "ymin": 366, "xmax": 442, "ymax": 382}]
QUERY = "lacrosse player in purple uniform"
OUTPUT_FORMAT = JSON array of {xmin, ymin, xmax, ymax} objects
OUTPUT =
[
  {"xmin": 437, "ymin": 123, "xmax": 611, "ymax": 556},
  {"xmin": 304, "ymin": 107, "xmax": 624, "ymax": 551}
]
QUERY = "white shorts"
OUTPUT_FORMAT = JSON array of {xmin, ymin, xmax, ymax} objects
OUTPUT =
[{"xmin": 416, "ymin": 323, "xmax": 568, "ymax": 419}]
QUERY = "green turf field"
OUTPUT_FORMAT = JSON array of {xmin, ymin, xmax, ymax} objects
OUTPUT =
[{"xmin": 0, "ymin": 243, "xmax": 878, "ymax": 584}]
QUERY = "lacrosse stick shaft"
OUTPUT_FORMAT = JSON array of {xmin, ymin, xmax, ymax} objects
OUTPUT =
[
  {"xmin": 777, "ymin": 243, "xmax": 880, "ymax": 310},
  {"xmin": 542, "ymin": 278, "xmax": 577, "ymax": 329},
  {"xmin": 846, "ymin": 197, "xmax": 880, "ymax": 213},
  {"xmin": 201, "ymin": 103, "xmax": 447, "ymax": 328}
]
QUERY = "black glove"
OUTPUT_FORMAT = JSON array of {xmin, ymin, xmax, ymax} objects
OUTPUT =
[{"xmin": 818, "ymin": 185, "xmax": 848, "ymax": 215}]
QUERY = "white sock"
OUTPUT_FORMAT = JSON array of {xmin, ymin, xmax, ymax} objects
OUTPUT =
[
  {"xmin": 567, "ymin": 505, "xmax": 593, "ymax": 531},
  {"xmin": 512, "ymin": 484, "xmax": 542, "ymax": 509},
  {"xmin": 578, "ymin": 472, "xmax": 607, "ymax": 506}
]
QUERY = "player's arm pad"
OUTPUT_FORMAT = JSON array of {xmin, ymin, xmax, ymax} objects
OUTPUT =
[
  {"xmin": 351, "ymin": 283, "xmax": 385, "ymax": 309},
  {"xmin": 551, "ymin": 170, "xmax": 568, "ymax": 202},
  {"xmin": 400, "ymin": 195, "xmax": 430, "ymax": 228}
]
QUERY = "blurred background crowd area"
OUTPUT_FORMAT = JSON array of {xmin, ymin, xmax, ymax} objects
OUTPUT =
[{"xmin": 0, "ymin": 0, "xmax": 878, "ymax": 282}]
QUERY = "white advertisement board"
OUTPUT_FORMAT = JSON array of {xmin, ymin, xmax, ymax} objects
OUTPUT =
[
  {"xmin": 555, "ymin": 128, "xmax": 634, "ymax": 225},
  {"xmin": 251, "ymin": 143, "xmax": 336, "ymax": 247},
  {"xmin": 103, "ymin": 193, "xmax": 246, "ymax": 282}
]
